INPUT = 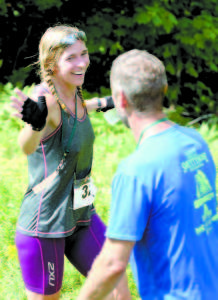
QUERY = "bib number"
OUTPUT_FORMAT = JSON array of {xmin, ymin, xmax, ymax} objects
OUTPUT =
[{"xmin": 73, "ymin": 178, "xmax": 96, "ymax": 210}]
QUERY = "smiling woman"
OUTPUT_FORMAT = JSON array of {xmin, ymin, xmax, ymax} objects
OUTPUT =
[
  {"xmin": 10, "ymin": 24, "xmax": 130, "ymax": 300},
  {"xmin": 54, "ymin": 40, "xmax": 89, "ymax": 92}
]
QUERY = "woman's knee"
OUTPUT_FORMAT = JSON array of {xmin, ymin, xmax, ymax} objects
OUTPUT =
[{"xmin": 26, "ymin": 288, "xmax": 60, "ymax": 300}]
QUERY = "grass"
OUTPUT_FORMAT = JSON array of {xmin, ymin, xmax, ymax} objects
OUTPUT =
[{"xmin": 0, "ymin": 88, "xmax": 217, "ymax": 299}]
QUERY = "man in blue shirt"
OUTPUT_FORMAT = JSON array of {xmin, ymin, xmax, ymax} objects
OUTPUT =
[{"xmin": 77, "ymin": 50, "xmax": 218, "ymax": 300}]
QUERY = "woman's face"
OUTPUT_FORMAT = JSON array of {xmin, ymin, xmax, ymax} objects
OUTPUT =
[{"xmin": 54, "ymin": 39, "xmax": 90, "ymax": 88}]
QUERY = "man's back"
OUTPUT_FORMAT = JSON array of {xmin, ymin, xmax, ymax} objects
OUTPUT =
[{"xmin": 107, "ymin": 124, "xmax": 218, "ymax": 299}]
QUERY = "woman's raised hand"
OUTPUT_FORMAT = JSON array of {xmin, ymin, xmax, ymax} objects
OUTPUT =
[
  {"xmin": 11, "ymin": 88, "xmax": 48, "ymax": 131},
  {"xmin": 11, "ymin": 88, "xmax": 29, "ymax": 119}
]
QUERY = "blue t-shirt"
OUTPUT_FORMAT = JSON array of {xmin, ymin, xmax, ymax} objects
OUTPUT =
[{"xmin": 106, "ymin": 125, "xmax": 218, "ymax": 300}]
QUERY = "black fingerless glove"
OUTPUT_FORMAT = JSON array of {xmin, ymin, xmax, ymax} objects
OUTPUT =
[
  {"xmin": 98, "ymin": 96, "xmax": 115, "ymax": 112},
  {"xmin": 21, "ymin": 96, "xmax": 48, "ymax": 131}
]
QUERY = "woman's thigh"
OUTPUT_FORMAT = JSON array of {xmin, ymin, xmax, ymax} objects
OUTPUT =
[
  {"xmin": 15, "ymin": 231, "xmax": 65, "ymax": 295},
  {"xmin": 65, "ymin": 213, "xmax": 106, "ymax": 276}
]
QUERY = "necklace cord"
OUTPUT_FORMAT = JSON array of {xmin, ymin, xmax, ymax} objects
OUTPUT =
[
  {"xmin": 65, "ymin": 93, "xmax": 77, "ymax": 154},
  {"xmin": 137, "ymin": 117, "xmax": 168, "ymax": 148},
  {"xmin": 56, "ymin": 91, "xmax": 77, "ymax": 156}
]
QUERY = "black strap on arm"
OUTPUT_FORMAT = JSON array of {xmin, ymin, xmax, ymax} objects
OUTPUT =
[{"xmin": 96, "ymin": 96, "xmax": 115, "ymax": 112}]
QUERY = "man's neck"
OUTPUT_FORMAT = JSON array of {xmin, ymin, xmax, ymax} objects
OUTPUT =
[{"xmin": 128, "ymin": 111, "xmax": 172, "ymax": 145}]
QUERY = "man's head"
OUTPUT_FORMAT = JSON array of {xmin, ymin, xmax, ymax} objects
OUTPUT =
[{"xmin": 110, "ymin": 50, "xmax": 168, "ymax": 116}]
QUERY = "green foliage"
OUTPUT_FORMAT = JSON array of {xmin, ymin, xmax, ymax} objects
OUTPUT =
[
  {"xmin": 33, "ymin": 0, "xmax": 62, "ymax": 11},
  {"xmin": 84, "ymin": 1, "xmax": 218, "ymax": 118},
  {"xmin": 6, "ymin": 66, "xmax": 34, "ymax": 89},
  {"xmin": 135, "ymin": 2, "xmax": 218, "ymax": 117},
  {"xmin": 0, "ymin": 0, "xmax": 7, "ymax": 15},
  {"xmin": 0, "ymin": 82, "xmax": 34, "ymax": 131},
  {"xmin": 134, "ymin": 4, "xmax": 178, "ymax": 32},
  {"xmin": 197, "ymin": 123, "xmax": 218, "ymax": 145},
  {"xmin": 1, "ymin": 0, "xmax": 218, "ymax": 120},
  {"xmin": 164, "ymin": 106, "xmax": 192, "ymax": 126}
]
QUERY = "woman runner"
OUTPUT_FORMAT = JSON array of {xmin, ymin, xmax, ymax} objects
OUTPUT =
[{"xmin": 11, "ymin": 24, "xmax": 131, "ymax": 300}]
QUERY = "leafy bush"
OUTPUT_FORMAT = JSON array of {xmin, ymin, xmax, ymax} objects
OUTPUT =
[
  {"xmin": 1, "ymin": 0, "xmax": 218, "ymax": 120},
  {"xmin": 0, "ymin": 82, "xmax": 34, "ymax": 131}
]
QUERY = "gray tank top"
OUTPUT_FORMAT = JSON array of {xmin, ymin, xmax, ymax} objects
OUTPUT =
[{"xmin": 17, "ymin": 105, "xmax": 95, "ymax": 238}]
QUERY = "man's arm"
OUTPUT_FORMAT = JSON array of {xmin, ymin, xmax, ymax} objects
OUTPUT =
[{"xmin": 77, "ymin": 238, "xmax": 135, "ymax": 300}]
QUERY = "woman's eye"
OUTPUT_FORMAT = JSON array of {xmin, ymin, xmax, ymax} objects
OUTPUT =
[
  {"xmin": 82, "ymin": 51, "xmax": 89, "ymax": 56},
  {"xmin": 67, "ymin": 56, "xmax": 75, "ymax": 61}
]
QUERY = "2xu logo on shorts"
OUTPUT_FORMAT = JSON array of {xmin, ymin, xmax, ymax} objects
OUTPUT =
[{"xmin": 48, "ymin": 262, "xmax": 55, "ymax": 286}]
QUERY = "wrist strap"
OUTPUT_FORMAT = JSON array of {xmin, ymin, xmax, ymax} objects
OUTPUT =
[
  {"xmin": 96, "ymin": 98, "xmax": 101, "ymax": 112},
  {"xmin": 32, "ymin": 124, "xmax": 46, "ymax": 131}
]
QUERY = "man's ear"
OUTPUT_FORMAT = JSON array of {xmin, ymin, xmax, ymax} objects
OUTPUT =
[
  {"xmin": 120, "ymin": 91, "xmax": 129, "ymax": 108},
  {"xmin": 163, "ymin": 84, "xmax": 168, "ymax": 95}
]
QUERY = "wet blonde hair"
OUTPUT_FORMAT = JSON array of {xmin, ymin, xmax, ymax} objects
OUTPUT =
[{"xmin": 38, "ymin": 24, "xmax": 87, "ymax": 106}]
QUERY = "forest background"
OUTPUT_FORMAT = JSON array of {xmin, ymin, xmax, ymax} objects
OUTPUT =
[
  {"xmin": 0, "ymin": 0, "xmax": 218, "ymax": 299},
  {"xmin": 1, "ymin": 0, "xmax": 218, "ymax": 120}
]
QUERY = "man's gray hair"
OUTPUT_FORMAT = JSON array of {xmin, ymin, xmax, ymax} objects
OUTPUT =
[{"xmin": 110, "ymin": 49, "xmax": 167, "ymax": 112}]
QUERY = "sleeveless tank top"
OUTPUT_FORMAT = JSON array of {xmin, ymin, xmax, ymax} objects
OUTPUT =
[{"xmin": 16, "ymin": 104, "xmax": 95, "ymax": 238}]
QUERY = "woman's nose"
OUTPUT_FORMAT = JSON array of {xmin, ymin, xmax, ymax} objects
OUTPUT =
[{"xmin": 76, "ymin": 57, "xmax": 87, "ymax": 68}]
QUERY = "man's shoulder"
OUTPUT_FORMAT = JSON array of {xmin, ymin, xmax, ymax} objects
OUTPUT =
[
  {"xmin": 177, "ymin": 124, "xmax": 203, "ymax": 140},
  {"xmin": 116, "ymin": 149, "xmax": 151, "ymax": 180}
]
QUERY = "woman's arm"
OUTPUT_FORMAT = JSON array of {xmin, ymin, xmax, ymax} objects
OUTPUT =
[
  {"xmin": 11, "ymin": 88, "xmax": 49, "ymax": 155},
  {"xmin": 18, "ymin": 125, "xmax": 47, "ymax": 155},
  {"xmin": 85, "ymin": 96, "xmax": 114, "ymax": 113},
  {"xmin": 85, "ymin": 97, "xmax": 107, "ymax": 112}
]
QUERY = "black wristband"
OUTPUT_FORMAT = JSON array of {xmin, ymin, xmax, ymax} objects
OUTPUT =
[
  {"xmin": 100, "ymin": 96, "xmax": 115, "ymax": 112},
  {"xmin": 31, "ymin": 123, "xmax": 46, "ymax": 131},
  {"xmin": 96, "ymin": 98, "xmax": 102, "ymax": 112}
]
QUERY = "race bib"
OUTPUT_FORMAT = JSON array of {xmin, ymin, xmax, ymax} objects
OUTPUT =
[{"xmin": 73, "ymin": 177, "xmax": 97, "ymax": 210}]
